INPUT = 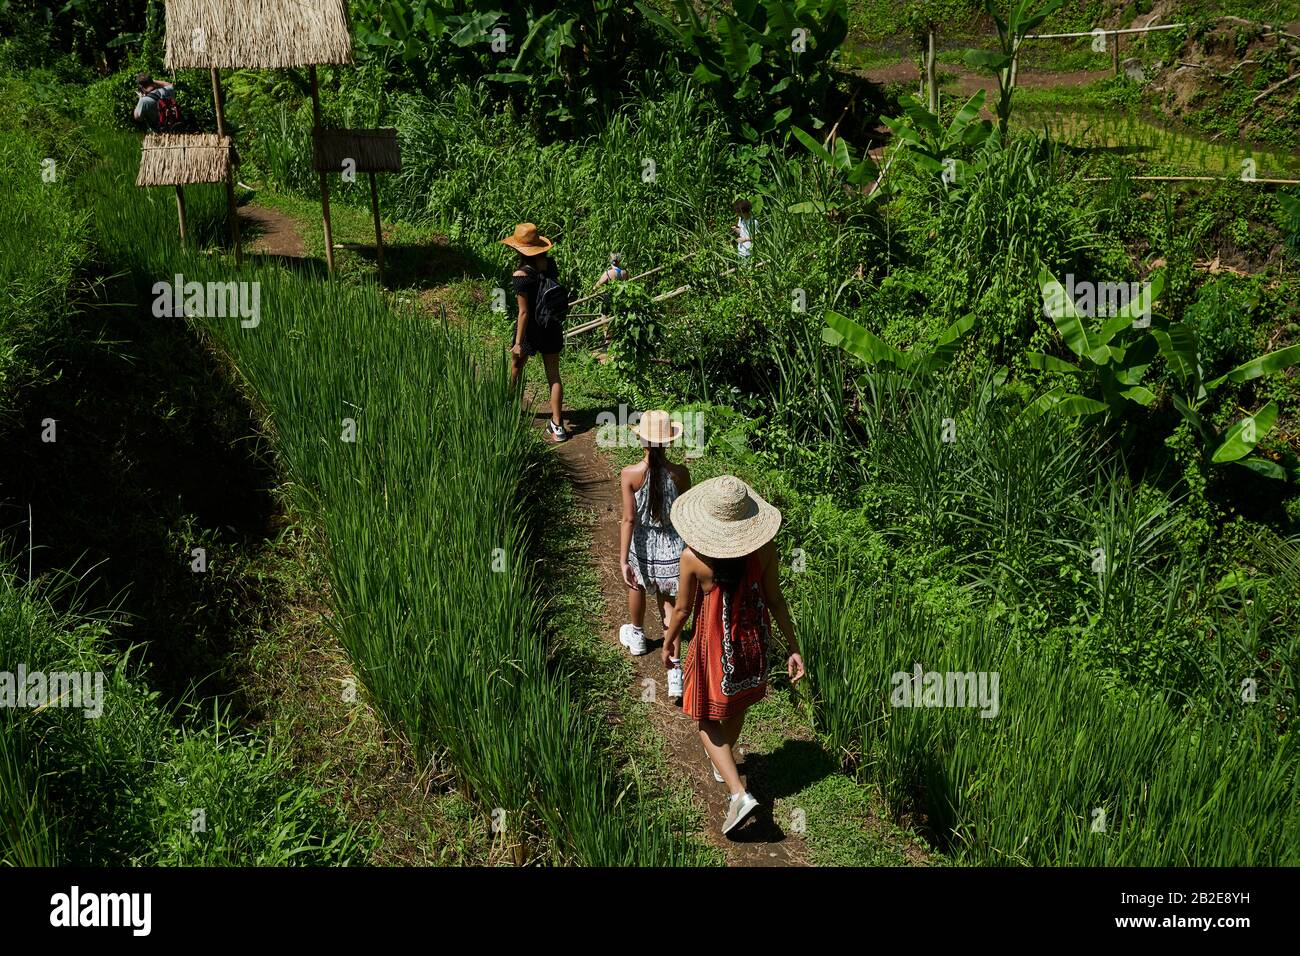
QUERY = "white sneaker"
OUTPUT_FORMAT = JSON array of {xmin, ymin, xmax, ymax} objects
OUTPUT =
[
  {"xmin": 667, "ymin": 662, "xmax": 683, "ymax": 699},
  {"xmin": 619, "ymin": 624, "xmax": 647, "ymax": 656},
  {"xmin": 722, "ymin": 791, "xmax": 759, "ymax": 835}
]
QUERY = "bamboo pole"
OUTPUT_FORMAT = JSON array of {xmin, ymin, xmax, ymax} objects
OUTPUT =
[
  {"xmin": 1082, "ymin": 175, "xmax": 1300, "ymax": 183},
  {"xmin": 564, "ymin": 261, "xmax": 765, "ymax": 338},
  {"xmin": 310, "ymin": 66, "xmax": 335, "ymax": 275},
  {"xmin": 210, "ymin": 68, "xmax": 241, "ymax": 265},
  {"xmin": 1112, "ymin": 32, "xmax": 1120, "ymax": 76},
  {"xmin": 565, "ymin": 251, "xmax": 699, "ymax": 308},
  {"xmin": 1025, "ymin": 23, "xmax": 1185, "ymax": 40},
  {"xmin": 368, "ymin": 171, "xmax": 385, "ymax": 284},
  {"xmin": 174, "ymin": 185, "xmax": 187, "ymax": 243}
]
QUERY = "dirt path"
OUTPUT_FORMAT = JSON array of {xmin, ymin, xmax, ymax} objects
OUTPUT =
[
  {"xmin": 240, "ymin": 202, "xmax": 308, "ymax": 258},
  {"xmin": 542, "ymin": 411, "xmax": 808, "ymax": 866}
]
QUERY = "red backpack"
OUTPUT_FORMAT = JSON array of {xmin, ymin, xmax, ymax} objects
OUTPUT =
[{"xmin": 148, "ymin": 89, "xmax": 183, "ymax": 132}]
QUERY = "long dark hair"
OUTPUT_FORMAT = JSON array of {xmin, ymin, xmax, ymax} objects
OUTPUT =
[
  {"xmin": 647, "ymin": 445, "xmax": 668, "ymax": 522},
  {"xmin": 711, "ymin": 555, "xmax": 748, "ymax": 595}
]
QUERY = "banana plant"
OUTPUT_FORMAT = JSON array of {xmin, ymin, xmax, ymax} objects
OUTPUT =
[
  {"xmin": 1035, "ymin": 266, "xmax": 1298, "ymax": 479},
  {"xmin": 964, "ymin": 0, "xmax": 1065, "ymax": 136},
  {"xmin": 822, "ymin": 309, "xmax": 977, "ymax": 375},
  {"xmin": 1154, "ymin": 329, "xmax": 1300, "ymax": 480},
  {"xmin": 1031, "ymin": 265, "xmax": 1163, "ymax": 416},
  {"xmin": 788, "ymin": 127, "xmax": 888, "ymax": 215},
  {"xmin": 880, "ymin": 89, "xmax": 992, "ymax": 196},
  {"xmin": 638, "ymin": 0, "xmax": 848, "ymax": 140}
]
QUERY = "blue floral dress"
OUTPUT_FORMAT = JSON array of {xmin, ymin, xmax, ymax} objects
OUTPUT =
[{"xmin": 628, "ymin": 471, "xmax": 684, "ymax": 596}]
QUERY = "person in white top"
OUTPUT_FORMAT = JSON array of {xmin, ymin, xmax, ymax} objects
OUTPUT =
[{"xmin": 732, "ymin": 198, "xmax": 755, "ymax": 263}]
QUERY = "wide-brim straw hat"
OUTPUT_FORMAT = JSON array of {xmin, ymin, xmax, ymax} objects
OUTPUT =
[
  {"xmin": 671, "ymin": 475, "xmax": 781, "ymax": 559},
  {"xmin": 501, "ymin": 222, "xmax": 553, "ymax": 256},
  {"xmin": 631, "ymin": 410, "xmax": 683, "ymax": 446}
]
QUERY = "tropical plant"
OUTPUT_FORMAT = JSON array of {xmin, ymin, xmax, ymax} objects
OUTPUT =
[
  {"xmin": 822, "ymin": 308, "xmax": 977, "ymax": 374},
  {"xmin": 351, "ymin": 0, "xmax": 658, "ymax": 131},
  {"xmin": 1036, "ymin": 266, "xmax": 1300, "ymax": 478},
  {"xmin": 964, "ymin": 0, "xmax": 1066, "ymax": 135},
  {"xmin": 881, "ymin": 89, "xmax": 992, "ymax": 195},
  {"xmin": 639, "ymin": 0, "xmax": 848, "ymax": 140}
]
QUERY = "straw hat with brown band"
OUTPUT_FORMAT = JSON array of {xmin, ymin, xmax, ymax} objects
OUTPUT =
[
  {"xmin": 630, "ymin": 410, "xmax": 683, "ymax": 447},
  {"xmin": 500, "ymin": 222, "xmax": 553, "ymax": 256},
  {"xmin": 670, "ymin": 475, "xmax": 782, "ymax": 560}
]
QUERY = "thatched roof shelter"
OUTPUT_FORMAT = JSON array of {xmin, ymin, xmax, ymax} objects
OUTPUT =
[
  {"xmin": 312, "ymin": 128, "xmax": 401, "ymax": 173},
  {"xmin": 136, "ymin": 133, "xmax": 235, "ymax": 186},
  {"xmin": 163, "ymin": 0, "xmax": 353, "ymax": 69}
]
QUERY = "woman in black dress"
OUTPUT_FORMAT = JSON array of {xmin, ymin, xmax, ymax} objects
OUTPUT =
[{"xmin": 502, "ymin": 222, "xmax": 567, "ymax": 442}]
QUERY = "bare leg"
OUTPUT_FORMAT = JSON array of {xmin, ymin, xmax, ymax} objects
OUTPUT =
[
  {"xmin": 542, "ymin": 352, "xmax": 563, "ymax": 427},
  {"xmin": 627, "ymin": 582, "xmax": 646, "ymax": 630},
  {"xmin": 722, "ymin": 712, "xmax": 745, "ymax": 749},
  {"xmin": 658, "ymin": 592, "xmax": 676, "ymax": 633},
  {"xmin": 700, "ymin": 719, "xmax": 744, "ymax": 796},
  {"xmin": 510, "ymin": 352, "xmax": 527, "ymax": 393}
]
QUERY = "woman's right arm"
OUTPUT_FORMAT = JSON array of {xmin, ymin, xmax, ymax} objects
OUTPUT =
[
  {"xmin": 619, "ymin": 469, "xmax": 638, "ymax": 589},
  {"xmin": 513, "ymin": 291, "xmax": 528, "ymax": 357},
  {"xmin": 662, "ymin": 552, "xmax": 698, "ymax": 667}
]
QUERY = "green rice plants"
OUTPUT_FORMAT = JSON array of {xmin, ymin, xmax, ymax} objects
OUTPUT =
[{"xmin": 800, "ymin": 566, "xmax": 1300, "ymax": 864}]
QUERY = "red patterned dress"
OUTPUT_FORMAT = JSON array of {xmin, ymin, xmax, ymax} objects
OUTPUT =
[{"xmin": 681, "ymin": 553, "xmax": 771, "ymax": 721}]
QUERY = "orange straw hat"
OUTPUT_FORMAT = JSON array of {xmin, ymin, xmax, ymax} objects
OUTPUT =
[
  {"xmin": 500, "ymin": 222, "xmax": 553, "ymax": 255},
  {"xmin": 630, "ymin": 409, "xmax": 684, "ymax": 447}
]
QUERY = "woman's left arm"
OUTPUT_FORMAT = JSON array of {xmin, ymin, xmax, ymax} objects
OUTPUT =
[{"xmin": 760, "ymin": 543, "xmax": 804, "ymax": 681}]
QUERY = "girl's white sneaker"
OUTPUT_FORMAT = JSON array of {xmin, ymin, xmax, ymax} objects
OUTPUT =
[
  {"xmin": 723, "ymin": 791, "xmax": 759, "ymax": 835},
  {"xmin": 618, "ymin": 624, "xmax": 647, "ymax": 656}
]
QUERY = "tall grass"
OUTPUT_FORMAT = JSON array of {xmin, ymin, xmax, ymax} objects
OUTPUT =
[
  {"xmin": 800, "ymin": 567, "xmax": 1300, "ymax": 865},
  {"xmin": 0, "ymin": 569, "xmax": 363, "ymax": 866}
]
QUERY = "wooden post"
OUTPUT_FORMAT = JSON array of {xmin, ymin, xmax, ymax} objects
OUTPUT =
[
  {"xmin": 310, "ymin": 65, "xmax": 335, "ymax": 275},
  {"xmin": 926, "ymin": 29, "xmax": 938, "ymax": 114},
  {"xmin": 174, "ymin": 185, "xmax": 187, "ymax": 243},
  {"xmin": 367, "ymin": 171, "xmax": 385, "ymax": 284},
  {"xmin": 210, "ymin": 68, "xmax": 242, "ymax": 265},
  {"xmin": 1112, "ymin": 32, "xmax": 1120, "ymax": 76}
]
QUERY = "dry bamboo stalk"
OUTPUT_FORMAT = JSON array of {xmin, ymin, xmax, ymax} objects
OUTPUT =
[
  {"xmin": 566, "ymin": 251, "xmax": 699, "ymax": 308},
  {"xmin": 1252, "ymin": 73, "xmax": 1300, "ymax": 105},
  {"xmin": 1082, "ymin": 175, "xmax": 1300, "ymax": 183},
  {"xmin": 1025, "ymin": 23, "xmax": 1184, "ymax": 40}
]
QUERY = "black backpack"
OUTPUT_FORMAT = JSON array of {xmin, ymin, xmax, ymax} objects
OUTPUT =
[{"xmin": 526, "ymin": 264, "xmax": 569, "ymax": 330}]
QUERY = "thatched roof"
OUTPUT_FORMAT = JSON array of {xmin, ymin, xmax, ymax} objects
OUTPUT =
[
  {"xmin": 136, "ymin": 133, "xmax": 235, "ymax": 186},
  {"xmin": 163, "ymin": 0, "xmax": 353, "ymax": 69},
  {"xmin": 312, "ymin": 128, "xmax": 401, "ymax": 173}
]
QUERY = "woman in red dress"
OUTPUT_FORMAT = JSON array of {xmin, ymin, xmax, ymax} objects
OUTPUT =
[{"xmin": 662, "ymin": 475, "xmax": 805, "ymax": 836}]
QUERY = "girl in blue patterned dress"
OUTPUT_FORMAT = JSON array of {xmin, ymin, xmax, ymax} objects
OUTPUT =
[{"xmin": 618, "ymin": 411, "xmax": 691, "ymax": 657}]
